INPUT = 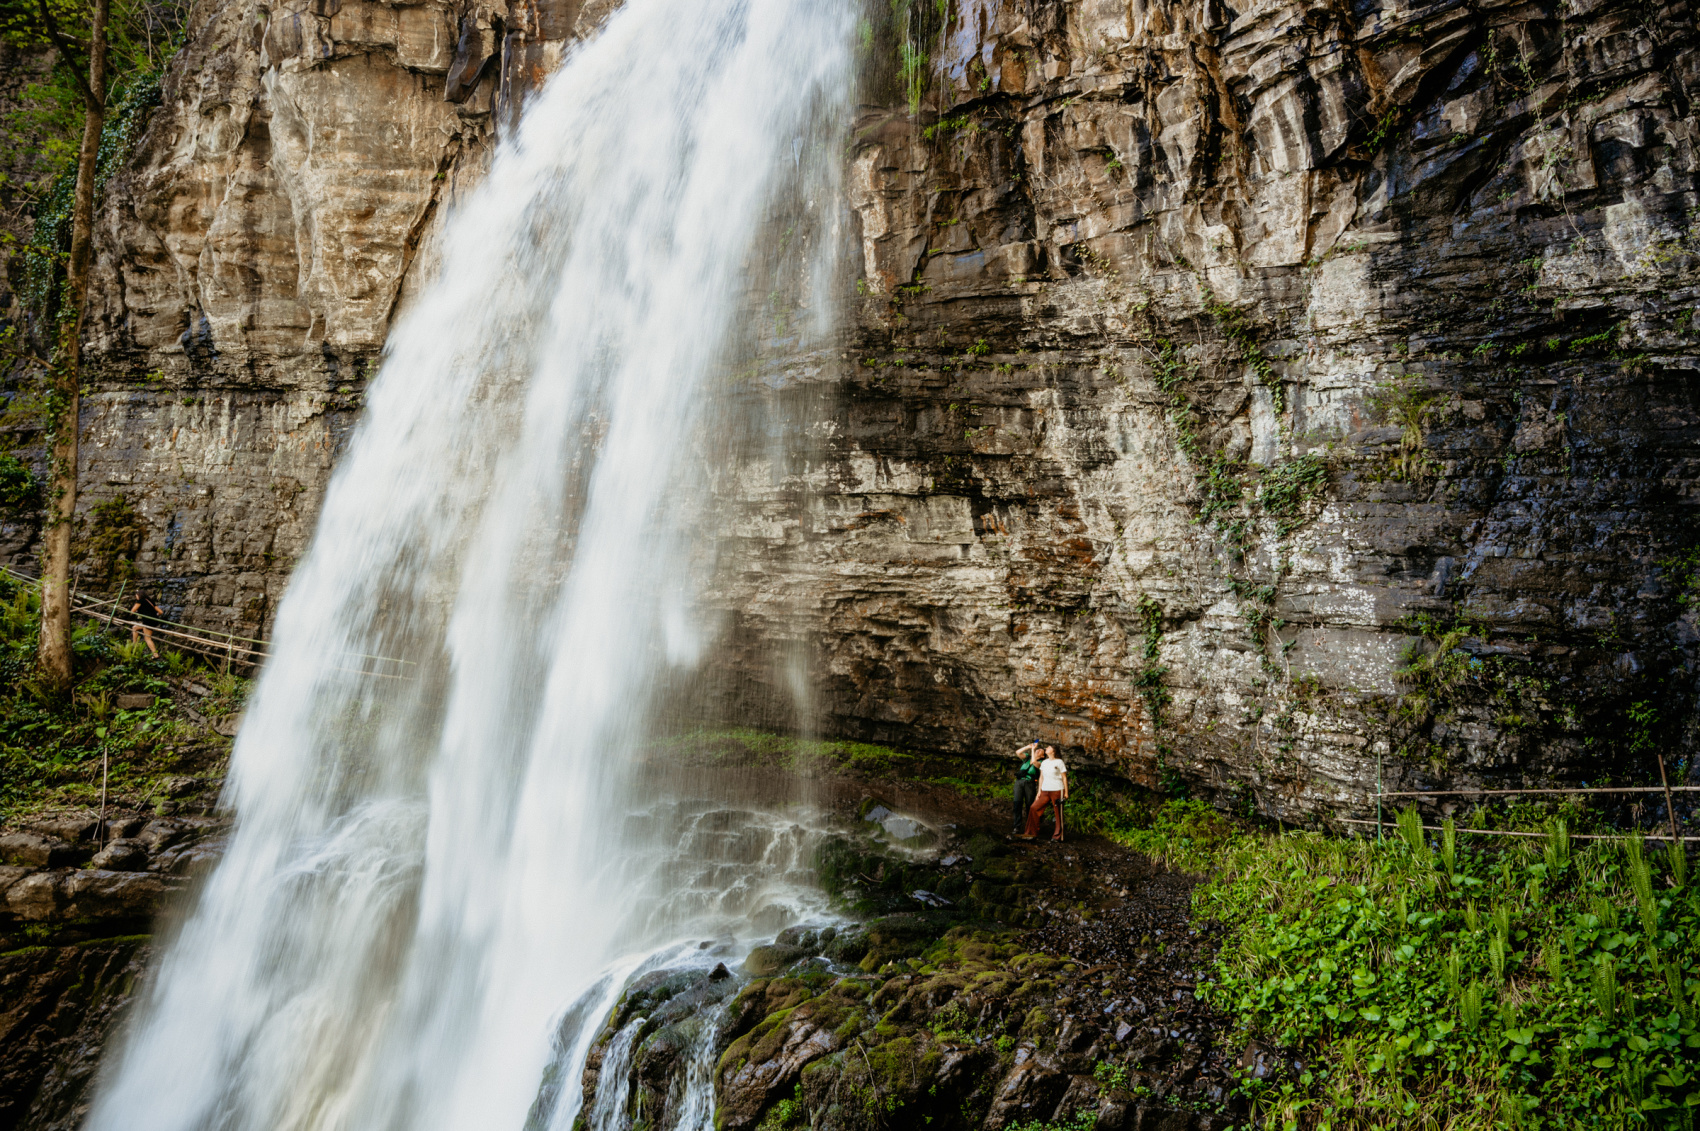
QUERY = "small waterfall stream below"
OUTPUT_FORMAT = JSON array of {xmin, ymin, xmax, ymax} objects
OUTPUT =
[{"xmin": 85, "ymin": 2, "xmax": 855, "ymax": 1128}]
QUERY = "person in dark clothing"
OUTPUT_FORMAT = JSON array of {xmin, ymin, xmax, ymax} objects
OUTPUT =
[
  {"xmin": 129, "ymin": 591, "xmax": 162, "ymax": 658},
  {"xmin": 1021, "ymin": 746, "xmax": 1069, "ymax": 842},
  {"xmin": 1011, "ymin": 740, "xmax": 1041, "ymax": 834}
]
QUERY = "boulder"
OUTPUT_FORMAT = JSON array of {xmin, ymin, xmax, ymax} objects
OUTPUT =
[
  {"xmin": 24, "ymin": 816, "xmax": 99, "ymax": 843},
  {"xmin": 1236, "ymin": 1040, "xmax": 1284, "ymax": 1082},
  {"xmin": 0, "ymin": 865, "xmax": 30, "ymax": 897},
  {"xmin": 134, "ymin": 821, "xmax": 186, "ymax": 852},
  {"xmin": 718, "ymin": 1020, "xmax": 841, "ymax": 1129},
  {"xmin": 1053, "ymin": 1072, "xmax": 1101, "ymax": 1121},
  {"xmin": 0, "ymin": 833, "xmax": 88, "ymax": 868},
  {"xmin": 5, "ymin": 871, "xmax": 65, "ymax": 920},
  {"xmin": 775, "ymin": 924, "xmax": 834, "ymax": 950},
  {"xmin": 105, "ymin": 817, "xmax": 146, "ymax": 839},
  {"xmin": 62, "ymin": 871, "xmax": 174, "ymax": 921},
  {"xmin": 89, "ymin": 839, "xmax": 151, "ymax": 873},
  {"xmin": 150, "ymin": 836, "xmax": 227, "ymax": 876},
  {"xmin": 984, "ymin": 1049, "xmax": 1070, "ymax": 1130},
  {"xmin": 742, "ymin": 944, "xmax": 805, "ymax": 977},
  {"xmin": 822, "ymin": 926, "xmax": 868, "ymax": 964}
]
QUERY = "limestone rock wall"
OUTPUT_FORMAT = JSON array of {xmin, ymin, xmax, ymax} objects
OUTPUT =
[
  {"xmin": 709, "ymin": 0, "xmax": 1700, "ymax": 817},
  {"xmin": 67, "ymin": 0, "xmax": 616, "ymax": 629},
  {"xmin": 69, "ymin": 0, "xmax": 1700, "ymax": 818}
]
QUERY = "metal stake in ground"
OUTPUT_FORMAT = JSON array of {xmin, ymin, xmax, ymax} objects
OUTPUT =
[
  {"xmin": 97, "ymin": 733, "xmax": 108, "ymax": 847},
  {"xmin": 1659, "ymin": 752, "xmax": 1680, "ymax": 847},
  {"xmin": 1377, "ymin": 750, "xmax": 1384, "ymax": 845}
]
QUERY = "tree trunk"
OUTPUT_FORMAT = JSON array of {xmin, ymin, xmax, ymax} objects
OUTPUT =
[{"xmin": 37, "ymin": 0, "xmax": 110, "ymax": 686}]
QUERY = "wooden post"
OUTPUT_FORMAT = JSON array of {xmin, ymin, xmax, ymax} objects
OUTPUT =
[{"xmin": 1658, "ymin": 753, "xmax": 1680, "ymax": 846}]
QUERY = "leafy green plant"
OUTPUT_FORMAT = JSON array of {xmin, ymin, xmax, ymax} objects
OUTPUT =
[
  {"xmin": 1256, "ymin": 454, "xmax": 1328, "ymax": 537},
  {"xmin": 1202, "ymin": 288, "xmax": 1282, "ymax": 413},
  {"xmin": 0, "ymin": 454, "xmax": 43, "ymax": 522},
  {"xmin": 1460, "ymin": 981, "xmax": 1485, "ymax": 1030},
  {"xmin": 1095, "ymin": 796, "xmax": 1700, "ymax": 1129},
  {"xmin": 1391, "ymin": 617, "xmax": 1476, "ymax": 730},
  {"xmin": 1366, "ymin": 374, "xmax": 1442, "ymax": 482},
  {"xmin": 1594, "ymin": 956, "xmax": 1619, "ymax": 1023},
  {"xmin": 1396, "ymin": 806, "xmax": 1432, "ymax": 866},
  {"xmin": 1659, "ymin": 547, "xmax": 1700, "ymax": 609}
]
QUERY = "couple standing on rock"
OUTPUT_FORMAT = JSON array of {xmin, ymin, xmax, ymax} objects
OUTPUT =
[{"xmin": 1011, "ymin": 741, "xmax": 1068, "ymax": 842}]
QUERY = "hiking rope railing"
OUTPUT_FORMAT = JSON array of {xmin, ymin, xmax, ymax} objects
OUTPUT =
[
  {"xmin": 0, "ymin": 563, "xmax": 417, "ymax": 679},
  {"xmin": 1338, "ymin": 818, "xmax": 1700, "ymax": 845},
  {"xmin": 1356, "ymin": 754, "xmax": 1693, "ymax": 846},
  {"xmin": 0, "ymin": 563, "xmax": 271, "ymax": 668}
]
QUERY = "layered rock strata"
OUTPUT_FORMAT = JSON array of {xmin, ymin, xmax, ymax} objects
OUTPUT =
[
  {"xmin": 697, "ymin": 0, "xmax": 1700, "ymax": 816},
  {"xmin": 63, "ymin": 0, "xmax": 1700, "ymax": 816},
  {"xmin": 61, "ymin": 0, "xmax": 621, "ymax": 632}
]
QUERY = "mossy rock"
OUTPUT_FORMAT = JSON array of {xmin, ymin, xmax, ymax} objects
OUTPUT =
[
  {"xmin": 824, "ymin": 928, "xmax": 869, "ymax": 965},
  {"xmin": 745, "ymin": 945, "xmax": 808, "ymax": 977},
  {"xmin": 613, "ymin": 967, "xmax": 709, "ymax": 1027},
  {"xmin": 851, "ymin": 912, "xmax": 957, "ymax": 971},
  {"xmin": 776, "ymin": 924, "xmax": 836, "ymax": 950}
]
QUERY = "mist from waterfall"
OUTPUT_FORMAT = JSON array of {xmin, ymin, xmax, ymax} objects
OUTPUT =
[{"xmin": 85, "ymin": 2, "xmax": 855, "ymax": 1128}]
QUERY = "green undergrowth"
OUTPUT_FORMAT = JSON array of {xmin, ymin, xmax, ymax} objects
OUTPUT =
[
  {"xmin": 1117, "ymin": 801, "xmax": 1700, "ymax": 1130},
  {"xmin": 655, "ymin": 727, "xmax": 1010, "ymax": 800},
  {"xmin": 0, "ymin": 571, "xmax": 247, "ymax": 823}
]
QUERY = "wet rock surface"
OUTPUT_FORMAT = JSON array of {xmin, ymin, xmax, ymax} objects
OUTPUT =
[
  {"xmin": 584, "ymin": 802, "xmax": 1247, "ymax": 1131},
  {"xmin": 0, "ymin": 811, "xmax": 218, "ymax": 946},
  {"xmin": 0, "ymin": 806, "xmax": 228, "ymax": 1128},
  {"xmin": 0, "ymin": 939, "xmax": 149, "ymax": 1131}
]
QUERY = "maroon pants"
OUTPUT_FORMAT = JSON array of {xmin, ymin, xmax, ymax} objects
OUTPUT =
[{"xmin": 1025, "ymin": 790, "xmax": 1065, "ymax": 838}]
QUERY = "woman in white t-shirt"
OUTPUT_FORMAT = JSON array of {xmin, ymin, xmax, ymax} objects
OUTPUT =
[{"xmin": 1020, "ymin": 746, "xmax": 1069, "ymax": 841}]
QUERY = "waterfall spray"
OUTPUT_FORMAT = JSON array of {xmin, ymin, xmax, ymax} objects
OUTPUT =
[{"xmin": 86, "ymin": 2, "xmax": 854, "ymax": 1128}]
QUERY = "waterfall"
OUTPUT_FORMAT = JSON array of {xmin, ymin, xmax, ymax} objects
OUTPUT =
[
  {"xmin": 585, "ymin": 1017, "xmax": 647, "ymax": 1131},
  {"xmin": 85, "ymin": 2, "xmax": 854, "ymax": 1128}
]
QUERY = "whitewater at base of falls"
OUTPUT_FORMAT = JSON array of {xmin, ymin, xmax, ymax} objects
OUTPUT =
[
  {"xmin": 83, "ymin": 1, "xmax": 856, "ymax": 1129},
  {"xmin": 523, "ymin": 792, "xmax": 841, "ymax": 1131}
]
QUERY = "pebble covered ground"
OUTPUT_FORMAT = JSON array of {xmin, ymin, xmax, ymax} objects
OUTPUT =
[
  {"xmin": 826, "ymin": 776, "xmax": 1268, "ymax": 1123},
  {"xmin": 1012, "ymin": 836, "xmax": 1251, "ymax": 1111}
]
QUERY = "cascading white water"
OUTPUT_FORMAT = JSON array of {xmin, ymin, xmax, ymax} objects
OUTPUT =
[{"xmin": 86, "ymin": 2, "xmax": 854, "ymax": 1128}]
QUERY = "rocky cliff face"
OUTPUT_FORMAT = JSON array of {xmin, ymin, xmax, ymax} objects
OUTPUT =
[
  {"xmin": 67, "ymin": 0, "xmax": 620, "ymax": 632},
  {"xmin": 71, "ymin": 0, "xmax": 1700, "ymax": 818}
]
